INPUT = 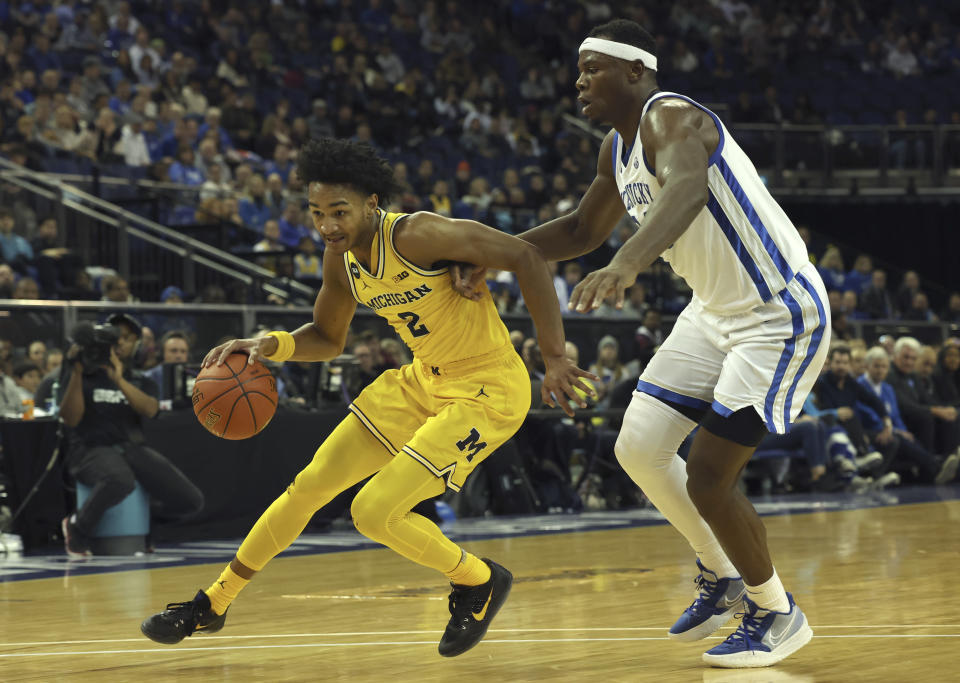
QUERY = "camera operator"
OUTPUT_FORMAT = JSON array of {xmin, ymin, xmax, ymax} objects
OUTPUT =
[{"xmin": 53, "ymin": 314, "xmax": 204, "ymax": 558}]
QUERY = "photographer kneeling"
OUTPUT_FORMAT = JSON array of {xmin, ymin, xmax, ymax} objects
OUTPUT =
[{"xmin": 56, "ymin": 314, "xmax": 204, "ymax": 557}]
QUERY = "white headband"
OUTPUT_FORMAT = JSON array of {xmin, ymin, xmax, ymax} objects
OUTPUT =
[{"xmin": 579, "ymin": 37, "xmax": 657, "ymax": 70}]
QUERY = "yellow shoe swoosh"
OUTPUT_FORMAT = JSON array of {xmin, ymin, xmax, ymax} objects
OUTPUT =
[{"xmin": 472, "ymin": 587, "xmax": 494, "ymax": 621}]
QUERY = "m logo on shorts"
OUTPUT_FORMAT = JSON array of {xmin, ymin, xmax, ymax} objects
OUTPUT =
[{"xmin": 456, "ymin": 428, "xmax": 487, "ymax": 462}]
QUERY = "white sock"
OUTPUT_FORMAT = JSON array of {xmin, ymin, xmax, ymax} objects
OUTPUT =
[
  {"xmin": 745, "ymin": 569, "xmax": 790, "ymax": 613},
  {"xmin": 695, "ymin": 539, "xmax": 738, "ymax": 579}
]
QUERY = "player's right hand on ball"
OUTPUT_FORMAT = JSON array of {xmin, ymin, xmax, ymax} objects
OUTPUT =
[{"xmin": 202, "ymin": 336, "xmax": 276, "ymax": 368}]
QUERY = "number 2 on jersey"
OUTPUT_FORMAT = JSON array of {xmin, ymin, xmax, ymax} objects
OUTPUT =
[{"xmin": 398, "ymin": 311, "xmax": 430, "ymax": 337}]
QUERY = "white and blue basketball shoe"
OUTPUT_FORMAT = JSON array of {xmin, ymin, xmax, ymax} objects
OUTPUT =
[
  {"xmin": 668, "ymin": 560, "xmax": 746, "ymax": 641},
  {"xmin": 702, "ymin": 592, "xmax": 813, "ymax": 668}
]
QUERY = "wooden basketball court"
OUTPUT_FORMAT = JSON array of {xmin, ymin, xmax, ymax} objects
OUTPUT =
[{"xmin": 2, "ymin": 495, "xmax": 958, "ymax": 681}]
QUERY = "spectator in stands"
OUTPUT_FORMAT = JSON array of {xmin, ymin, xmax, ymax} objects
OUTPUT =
[
  {"xmin": 307, "ymin": 99, "xmax": 333, "ymax": 140},
  {"xmin": 12, "ymin": 361, "xmax": 41, "ymax": 400},
  {"xmin": 860, "ymin": 269, "xmax": 893, "ymax": 319},
  {"xmin": 27, "ymin": 340, "xmax": 46, "ymax": 369},
  {"xmin": 253, "ymin": 219, "xmax": 283, "ymax": 273},
  {"xmin": 933, "ymin": 343, "xmax": 960, "ymax": 407},
  {"xmin": 844, "ymin": 254, "xmax": 873, "ymax": 295},
  {"xmin": 887, "ymin": 336, "xmax": 960, "ymax": 457},
  {"xmin": 45, "ymin": 348, "xmax": 63, "ymax": 375},
  {"xmin": 0, "ymin": 364, "xmax": 21, "ymax": 414},
  {"xmin": 100, "ymin": 274, "xmax": 132, "ymax": 303},
  {"xmin": 43, "ymin": 104, "xmax": 91, "ymax": 153},
  {"xmin": 119, "ymin": 113, "xmax": 150, "ymax": 167},
  {"xmin": 941, "ymin": 292, "xmax": 960, "ymax": 323},
  {"xmin": 634, "ymin": 309, "xmax": 664, "ymax": 367},
  {"xmin": 293, "ymin": 235, "xmax": 321, "ymax": 286},
  {"xmin": 79, "ymin": 56, "xmax": 110, "ymax": 107},
  {"xmin": 887, "ymin": 36, "xmax": 920, "ymax": 78},
  {"xmin": 0, "ymin": 208, "xmax": 33, "ymax": 274},
  {"xmin": 840, "ymin": 290, "xmax": 868, "ymax": 320},
  {"xmin": 790, "ymin": 92, "xmax": 822, "ymax": 125},
  {"xmin": 198, "ymin": 107, "xmax": 233, "ymax": 153},
  {"xmin": 238, "ymin": 174, "xmax": 273, "ymax": 231},
  {"xmin": 902, "ymin": 291, "xmax": 938, "ymax": 321},
  {"xmin": 858, "ymin": 346, "xmax": 959, "ymax": 484},
  {"xmin": 670, "ymin": 40, "xmax": 699, "ymax": 73},
  {"xmin": 55, "ymin": 315, "xmax": 203, "ymax": 557},
  {"xmin": 264, "ymin": 173, "xmax": 286, "ymax": 210},
  {"xmin": 216, "ymin": 48, "xmax": 248, "ymax": 89},
  {"xmin": 895, "ymin": 270, "xmax": 921, "ymax": 315},
  {"xmin": 817, "ymin": 246, "xmax": 845, "ymax": 291},
  {"xmin": 352, "ymin": 340, "xmax": 392, "ymax": 395},
  {"xmin": 144, "ymin": 330, "xmax": 191, "ymax": 397},
  {"xmin": 198, "ymin": 165, "xmax": 231, "ymax": 203},
  {"xmin": 588, "ymin": 335, "xmax": 630, "ymax": 406},
  {"xmin": 0, "ymin": 264, "xmax": 13, "ymax": 298},
  {"xmin": 264, "ymin": 142, "xmax": 295, "ymax": 183},
  {"xmin": 890, "ymin": 109, "xmax": 925, "ymax": 169},
  {"xmin": 89, "ymin": 107, "xmax": 122, "ymax": 162},
  {"xmin": 816, "ymin": 345, "xmax": 894, "ymax": 467},
  {"xmin": 168, "ymin": 144, "xmax": 204, "ymax": 186},
  {"xmin": 194, "ymin": 138, "xmax": 230, "ymax": 184}
]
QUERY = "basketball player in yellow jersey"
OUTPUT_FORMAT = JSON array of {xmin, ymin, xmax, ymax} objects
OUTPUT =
[{"xmin": 141, "ymin": 137, "xmax": 596, "ymax": 657}]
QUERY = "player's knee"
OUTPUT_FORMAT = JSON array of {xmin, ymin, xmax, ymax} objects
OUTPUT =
[
  {"xmin": 614, "ymin": 394, "xmax": 691, "ymax": 482},
  {"xmin": 685, "ymin": 457, "xmax": 724, "ymax": 513},
  {"xmin": 350, "ymin": 489, "xmax": 388, "ymax": 540}
]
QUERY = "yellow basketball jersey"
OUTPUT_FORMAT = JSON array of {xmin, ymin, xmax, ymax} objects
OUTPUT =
[{"xmin": 343, "ymin": 209, "xmax": 511, "ymax": 366}]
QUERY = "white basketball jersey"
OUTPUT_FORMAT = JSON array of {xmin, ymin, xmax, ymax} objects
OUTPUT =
[{"xmin": 613, "ymin": 91, "xmax": 810, "ymax": 314}]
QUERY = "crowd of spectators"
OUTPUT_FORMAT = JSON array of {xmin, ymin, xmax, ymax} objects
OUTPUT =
[{"xmin": 1, "ymin": 1, "xmax": 959, "ymax": 306}]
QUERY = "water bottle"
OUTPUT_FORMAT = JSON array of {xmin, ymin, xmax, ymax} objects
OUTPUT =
[{"xmin": 46, "ymin": 379, "xmax": 60, "ymax": 417}]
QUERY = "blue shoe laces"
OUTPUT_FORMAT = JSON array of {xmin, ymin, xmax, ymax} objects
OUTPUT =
[
  {"xmin": 683, "ymin": 572, "xmax": 720, "ymax": 617},
  {"xmin": 722, "ymin": 606, "xmax": 766, "ymax": 650}
]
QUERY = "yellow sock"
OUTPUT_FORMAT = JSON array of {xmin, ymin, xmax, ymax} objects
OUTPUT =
[
  {"xmin": 205, "ymin": 565, "xmax": 250, "ymax": 615},
  {"xmin": 445, "ymin": 550, "xmax": 491, "ymax": 586}
]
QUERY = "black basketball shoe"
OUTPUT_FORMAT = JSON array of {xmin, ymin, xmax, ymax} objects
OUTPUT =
[
  {"xmin": 438, "ymin": 558, "xmax": 513, "ymax": 657},
  {"xmin": 141, "ymin": 590, "xmax": 228, "ymax": 644}
]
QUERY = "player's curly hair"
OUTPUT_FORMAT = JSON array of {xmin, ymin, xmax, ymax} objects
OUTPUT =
[{"xmin": 296, "ymin": 137, "xmax": 404, "ymax": 204}]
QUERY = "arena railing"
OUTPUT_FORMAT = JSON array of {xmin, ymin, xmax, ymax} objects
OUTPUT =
[
  {"xmin": 0, "ymin": 156, "xmax": 315, "ymax": 304},
  {"xmin": 561, "ymin": 114, "xmax": 960, "ymax": 191},
  {"xmin": 1, "ymin": 301, "xmax": 955, "ymax": 375}
]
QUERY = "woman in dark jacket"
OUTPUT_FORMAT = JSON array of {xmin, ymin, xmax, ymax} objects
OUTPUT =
[{"xmin": 932, "ymin": 344, "xmax": 960, "ymax": 407}]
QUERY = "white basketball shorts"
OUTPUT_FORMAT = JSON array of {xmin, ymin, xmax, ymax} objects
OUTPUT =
[{"xmin": 635, "ymin": 262, "xmax": 831, "ymax": 434}]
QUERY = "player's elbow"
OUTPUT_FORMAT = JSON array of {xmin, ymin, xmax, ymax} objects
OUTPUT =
[{"xmin": 512, "ymin": 241, "xmax": 546, "ymax": 272}]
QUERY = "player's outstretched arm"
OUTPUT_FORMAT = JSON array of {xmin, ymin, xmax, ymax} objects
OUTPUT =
[
  {"xmin": 202, "ymin": 253, "xmax": 358, "ymax": 367},
  {"xmin": 395, "ymin": 212, "xmax": 598, "ymax": 416},
  {"xmin": 569, "ymin": 102, "xmax": 713, "ymax": 313},
  {"xmin": 516, "ymin": 131, "xmax": 626, "ymax": 260},
  {"xmin": 451, "ymin": 132, "xmax": 624, "ymax": 298}
]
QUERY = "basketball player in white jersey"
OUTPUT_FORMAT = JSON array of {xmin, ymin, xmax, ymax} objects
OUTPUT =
[{"xmin": 456, "ymin": 19, "xmax": 829, "ymax": 668}]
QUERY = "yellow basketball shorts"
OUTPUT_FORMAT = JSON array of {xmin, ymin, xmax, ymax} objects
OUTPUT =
[{"xmin": 349, "ymin": 344, "xmax": 531, "ymax": 492}]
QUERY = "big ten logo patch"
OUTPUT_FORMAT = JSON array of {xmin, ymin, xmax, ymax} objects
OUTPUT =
[
  {"xmin": 393, "ymin": 270, "xmax": 410, "ymax": 283},
  {"xmin": 350, "ymin": 262, "xmax": 361, "ymax": 279}
]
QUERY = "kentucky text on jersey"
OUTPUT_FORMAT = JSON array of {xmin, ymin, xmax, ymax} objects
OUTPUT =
[
  {"xmin": 620, "ymin": 181, "xmax": 653, "ymax": 211},
  {"xmin": 365, "ymin": 284, "xmax": 432, "ymax": 311}
]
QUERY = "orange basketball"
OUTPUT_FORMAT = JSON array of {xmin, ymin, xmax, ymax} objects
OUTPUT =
[{"xmin": 192, "ymin": 353, "xmax": 279, "ymax": 440}]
